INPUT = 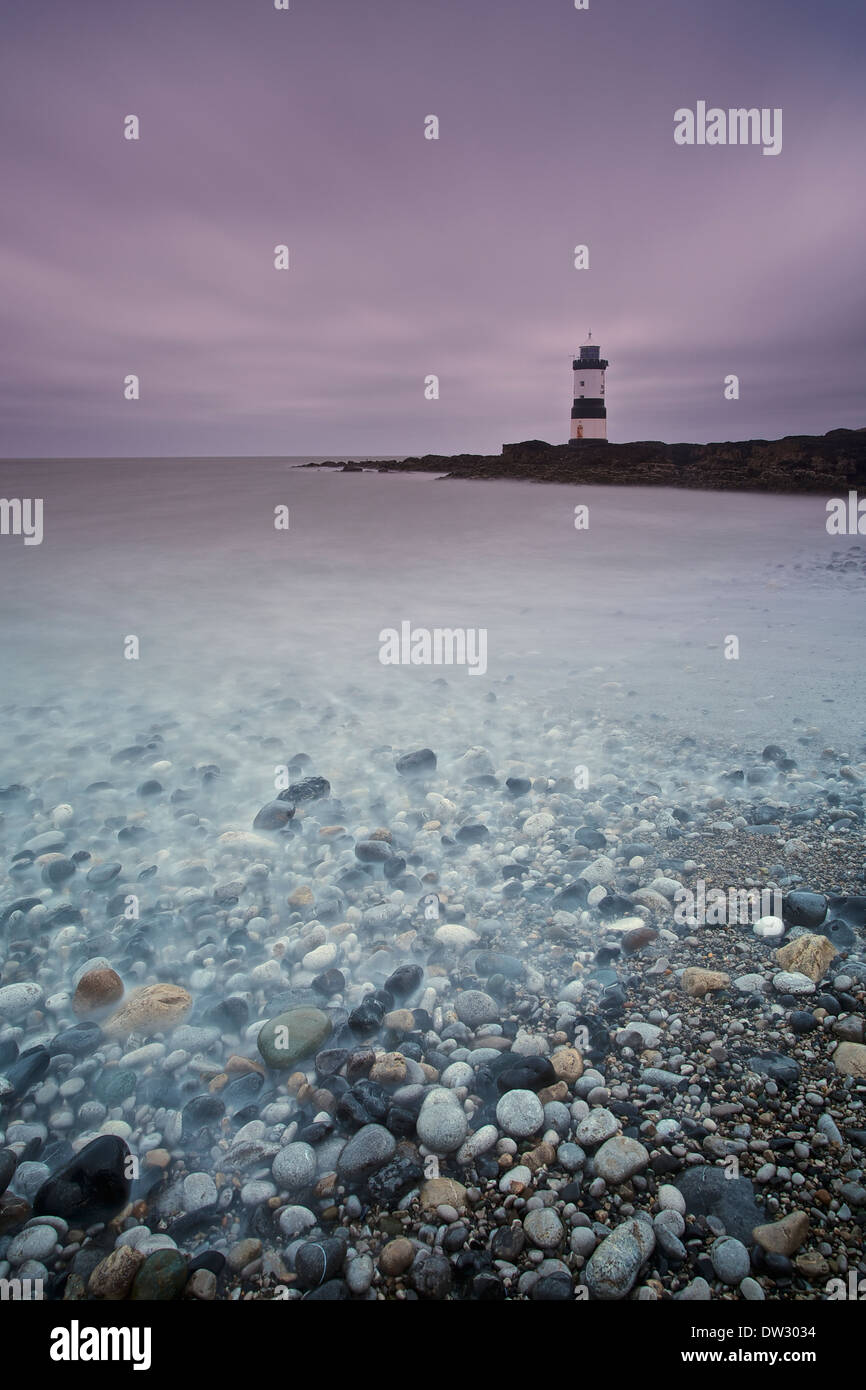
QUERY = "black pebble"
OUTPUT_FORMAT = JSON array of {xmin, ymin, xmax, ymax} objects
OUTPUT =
[
  {"xmin": 495, "ymin": 1056, "xmax": 556, "ymax": 1094},
  {"xmin": 33, "ymin": 1135, "xmax": 132, "ymax": 1223},
  {"xmin": 181, "ymin": 1094, "xmax": 226, "ymax": 1139},
  {"xmin": 384, "ymin": 964, "xmax": 424, "ymax": 1000},
  {"xmin": 348, "ymin": 998, "xmax": 384, "ymax": 1037},
  {"xmin": 302, "ymin": 1280, "xmax": 348, "ymax": 1300},
  {"xmin": 532, "ymin": 1273, "xmax": 572, "ymax": 1300},
  {"xmin": 48, "ymin": 1023, "xmax": 103, "ymax": 1058},
  {"xmin": 294, "ymin": 1238, "xmax": 346, "ymax": 1288},
  {"xmin": 188, "ymin": 1250, "xmax": 226, "ymax": 1277},
  {"xmin": 4, "ymin": 1046, "xmax": 51, "ymax": 1098},
  {"xmin": 395, "ymin": 749, "xmax": 436, "ymax": 776},
  {"xmin": 0, "ymin": 1147, "xmax": 17, "ymax": 1196}
]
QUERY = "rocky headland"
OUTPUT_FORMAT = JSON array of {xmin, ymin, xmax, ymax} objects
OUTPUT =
[{"xmin": 310, "ymin": 428, "xmax": 866, "ymax": 493}]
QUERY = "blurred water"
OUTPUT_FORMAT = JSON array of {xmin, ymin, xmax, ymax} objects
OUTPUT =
[{"xmin": 0, "ymin": 459, "xmax": 863, "ymax": 749}]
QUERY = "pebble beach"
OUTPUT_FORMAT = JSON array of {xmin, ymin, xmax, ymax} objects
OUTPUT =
[{"xmin": 1, "ymin": 464, "xmax": 864, "ymax": 1303}]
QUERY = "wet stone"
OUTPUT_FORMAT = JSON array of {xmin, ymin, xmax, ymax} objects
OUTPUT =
[
  {"xmin": 257, "ymin": 1006, "xmax": 332, "ymax": 1068},
  {"xmin": 311, "ymin": 968, "xmax": 346, "ymax": 997},
  {"xmin": 0, "ymin": 1148, "xmax": 17, "ymax": 1196},
  {"xmin": 336, "ymin": 1124, "xmax": 397, "ymax": 1184},
  {"xmin": 94, "ymin": 1068, "xmax": 136, "ymax": 1105},
  {"xmin": 33, "ymin": 1136, "xmax": 132, "ymax": 1224},
  {"xmin": 181, "ymin": 1094, "xmax": 226, "ymax": 1138},
  {"xmin": 253, "ymin": 801, "xmax": 295, "ymax": 830},
  {"xmin": 354, "ymin": 839, "xmax": 393, "ymax": 863},
  {"xmin": 410, "ymin": 1253, "xmax": 452, "ymax": 1298},
  {"xmin": 204, "ymin": 997, "xmax": 249, "ymax": 1033},
  {"xmin": 130, "ymin": 1249, "xmax": 188, "ymax": 1301},
  {"xmin": 395, "ymin": 748, "xmax": 437, "ymax": 776},
  {"xmin": 295, "ymin": 1237, "xmax": 346, "ymax": 1288},
  {"xmin": 495, "ymin": 1057, "xmax": 556, "ymax": 1094},
  {"xmin": 278, "ymin": 775, "xmax": 330, "ymax": 804},
  {"xmin": 746, "ymin": 1052, "xmax": 801, "ymax": 1087},
  {"xmin": 675, "ymin": 1166, "xmax": 765, "ymax": 1244},
  {"xmin": 783, "ymin": 891, "xmax": 827, "ymax": 928},
  {"xmin": 366, "ymin": 1152, "xmax": 425, "ymax": 1204},
  {"xmin": 348, "ymin": 998, "xmax": 385, "ymax": 1037},
  {"xmin": 3, "ymin": 1047, "xmax": 51, "ymax": 1099}
]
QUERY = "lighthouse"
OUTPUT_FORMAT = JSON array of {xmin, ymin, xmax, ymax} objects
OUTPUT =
[{"xmin": 570, "ymin": 333, "xmax": 608, "ymax": 442}]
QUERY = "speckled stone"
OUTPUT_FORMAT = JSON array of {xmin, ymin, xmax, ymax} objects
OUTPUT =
[
  {"xmin": 88, "ymin": 1245, "xmax": 146, "ymax": 1299},
  {"xmin": 523, "ymin": 1208, "xmax": 564, "ymax": 1250},
  {"xmin": 103, "ymin": 983, "xmax": 191, "ymax": 1038}
]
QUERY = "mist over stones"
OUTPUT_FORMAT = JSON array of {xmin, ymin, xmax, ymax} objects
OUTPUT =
[{"xmin": 0, "ymin": 671, "xmax": 864, "ymax": 1305}]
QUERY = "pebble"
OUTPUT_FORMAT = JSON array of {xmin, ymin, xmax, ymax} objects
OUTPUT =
[
  {"xmin": 336, "ymin": 1124, "xmax": 397, "ymax": 1181},
  {"xmin": 7, "ymin": 1223, "xmax": 59, "ymax": 1265},
  {"xmin": 752, "ymin": 1211, "xmax": 809, "ymax": 1256},
  {"xmin": 380, "ymin": 1238, "xmax": 414, "ymax": 1275},
  {"xmin": 575, "ymin": 1108, "xmax": 619, "ymax": 1148},
  {"xmin": 495, "ymin": 1090, "xmax": 545, "ymax": 1140},
  {"xmin": 772, "ymin": 971, "xmax": 815, "ymax": 996},
  {"xmin": 0, "ymin": 983, "xmax": 44, "ymax": 1019},
  {"xmin": 417, "ymin": 1088, "xmax": 469, "ymax": 1152},
  {"xmin": 182, "ymin": 1172, "xmax": 218, "ymax": 1212},
  {"xmin": 346, "ymin": 1253, "xmax": 374, "ymax": 1294},
  {"xmin": 585, "ymin": 1218, "xmax": 654, "ymax": 1301},
  {"xmin": 88, "ymin": 1245, "xmax": 145, "ymax": 1299},
  {"xmin": 103, "ymin": 983, "xmax": 192, "ymax": 1038},
  {"xmin": 710, "ymin": 1236, "xmax": 751, "ymax": 1285},
  {"xmin": 523, "ymin": 1208, "xmax": 564, "ymax": 1250},
  {"xmin": 454, "ymin": 990, "xmax": 499, "ymax": 1029},
  {"xmin": 257, "ymin": 1007, "xmax": 332, "ymax": 1068},
  {"xmin": 129, "ymin": 1249, "xmax": 188, "ymax": 1301},
  {"xmin": 593, "ymin": 1135, "xmax": 650, "ymax": 1185}
]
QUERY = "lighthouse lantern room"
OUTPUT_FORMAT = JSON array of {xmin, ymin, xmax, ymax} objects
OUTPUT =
[{"xmin": 570, "ymin": 333, "xmax": 609, "ymax": 442}]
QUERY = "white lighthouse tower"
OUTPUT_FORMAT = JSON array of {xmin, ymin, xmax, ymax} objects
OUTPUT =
[{"xmin": 570, "ymin": 333, "xmax": 609, "ymax": 442}]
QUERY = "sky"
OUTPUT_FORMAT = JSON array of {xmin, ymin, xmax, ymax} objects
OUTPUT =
[{"xmin": 1, "ymin": 0, "xmax": 864, "ymax": 457}]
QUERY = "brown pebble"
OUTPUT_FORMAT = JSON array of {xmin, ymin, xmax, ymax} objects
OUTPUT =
[
  {"xmin": 383, "ymin": 1009, "xmax": 415, "ymax": 1033},
  {"xmin": 370, "ymin": 1052, "xmax": 408, "ymax": 1085},
  {"xmin": 73, "ymin": 967, "xmax": 124, "ymax": 1016},
  {"xmin": 379, "ymin": 1237, "xmax": 414, "ymax": 1276},
  {"xmin": 287, "ymin": 886, "xmax": 314, "ymax": 906},
  {"xmin": 523, "ymin": 1142, "xmax": 557, "ymax": 1173},
  {"xmin": 550, "ymin": 1048, "xmax": 584, "ymax": 1084},
  {"xmin": 226, "ymin": 1056, "xmax": 265, "ymax": 1076},
  {"xmin": 622, "ymin": 926, "xmax": 659, "ymax": 956},
  {"xmin": 538, "ymin": 1081, "xmax": 569, "ymax": 1105},
  {"xmin": 420, "ymin": 1177, "xmax": 468, "ymax": 1212},
  {"xmin": 144, "ymin": 1149, "xmax": 171, "ymax": 1169},
  {"xmin": 103, "ymin": 982, "xmax": 191, "ymax": 1038}
]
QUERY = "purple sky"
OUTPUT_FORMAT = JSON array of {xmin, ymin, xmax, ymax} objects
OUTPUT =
[{"xmin": 1, "ymin": 0, "xmax": 864, "ymax": 457}]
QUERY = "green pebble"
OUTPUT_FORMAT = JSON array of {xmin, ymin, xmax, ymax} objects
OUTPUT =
[
  {"xmin": 95, "ymin": 1069, "xmax": 137, "ymax": 1105},
  {"xmin": 130, "ymin": 1249, "xmax": 188, "ymax": 1301},
  {"xmin": 257, "ymin": 1006, "xmax": 332, "ymax": 1069}
]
